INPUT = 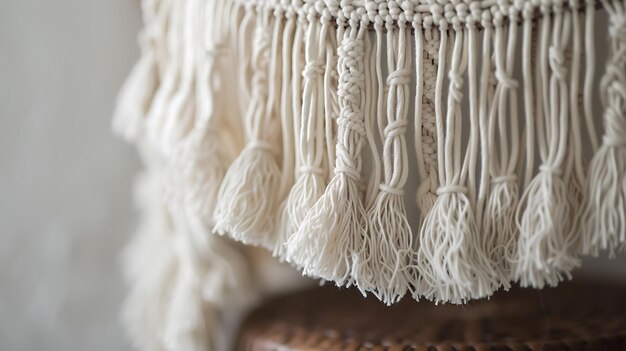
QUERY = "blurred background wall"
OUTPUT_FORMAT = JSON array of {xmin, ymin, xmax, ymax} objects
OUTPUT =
[
  {"xmin": 0, "ymin": 0, "xmax": 140, "ymax": 350},
  {"xmin": 0, "ymin": 2, "xmax": 624, "ymax": 351}
]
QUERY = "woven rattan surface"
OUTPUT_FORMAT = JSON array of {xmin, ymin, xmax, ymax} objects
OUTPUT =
[{"xmin": 237, "ymin": 280, "xmax": 626, "ymax": 350}]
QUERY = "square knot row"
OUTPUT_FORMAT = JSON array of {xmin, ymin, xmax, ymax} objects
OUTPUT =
[{"xmin": 337, "ymin": 109, "xmax": 366, "ymax": 137}]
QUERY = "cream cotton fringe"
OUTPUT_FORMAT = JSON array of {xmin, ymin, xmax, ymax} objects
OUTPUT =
[{"xmin": 115, "ymin": 0, "xmax": 626, "ymax": 349}]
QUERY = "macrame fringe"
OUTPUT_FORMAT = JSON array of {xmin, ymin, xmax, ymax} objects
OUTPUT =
[
  {"xmin": 287, "ymin": 11, "xmax": 369, "ymax": 286},
  {"xmin": 581, "ymin": 0, "xmax": 626, "ymax": 256},
  {"xmin": 121, "ymin": 168, "xmax": 178, "ymax": 351},
  {"xmin": 113, "ymin": 0, "xmax": 168, "ymax": 141},
  {"xmin": 213, "ymin": 9, "xmax": 284, "ymax": 248},
  {"xmin": 278, "ymin": 9, "xmax": 331, "ymax": 260},
  {"xmin": 482, "ymin": 11, "xmax": 521, "ymax": 289},
  {"xmin": 417, "ymin": 23, "xmax": 497, "ymax": 303},
  {"xmin": 360, "ymin": 20, "xmax": 414, "ymax": 304},
  {"xmin": 115, "ymin": 2, "xmax": 626, "ymax": 329}
]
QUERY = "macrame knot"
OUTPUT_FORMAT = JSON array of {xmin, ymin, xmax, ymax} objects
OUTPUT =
[
  {"xmin": 320, "ymin": 7, "xmax": 333, "ymax": 23},
  {"xmin": 384, "ymin": 119, "xmax": 408, "ymax": 139},
  {"xmin": 379, "ymin": 183, "xmax": 404, "ymax": 196},
  {"xmin": 299, "ymin": 166, "xmax": 326, "ymax": 176},
  {"xmin": 549, "ymin": 46, "xmax": 566, "ymax": 81},
  {"xmin": 337, "ymin": 109, "xmax": 366, "ymax": 136},
  {"xmin": 495, "ymin": 70, "xmax": 519, "ymax": 89},
  {"xmin": 429, "ymin": 1, "xmax": 444, "ymax": 26},
  {"xmin": 448, "ymin": 72, "xmax": 464, "ymax": 102},
  {"xmin": 608, "ymin": 12, "xmax": 626, "ymax": 40},
  {"xmin": 324, "ymin": 0, "xmax": 339, "ymax": 17},
  {"xmin": 436, "ymin": 185, "xmax": 469, "ymax": 195},
  {"xmin": 388, "ymin": 0, "xmax": 401, "ymax": 20},
  {"xmin": 364, "ymin": 0, "xmax": 377, "ymax": 19},
  {"xmin": 387, "ymin": 68, "xmax": 412, "ymax": 86},
  {"xmin": 493, "ymin": 174, "xmax": 517, "ymax": 184},
  {"xmin": 603, "ymin": 135, "xmax": 626, "ymax": 148},
  {"xmin": 417, "ymin": 178, "xmax": 438, "ymax": 210},
  {"xmin": 303, "ymin": 61, "xmax": 325, "ymax": 79},
  {"xmin": 248, "ymin": 140, "xmax": 276, "ymax": 154},
  {"xmin": 335, "ymin": 145, "xmax": 361, "ymax": 181},
  {"xmin": 539, "ymin": 164, "xmax": 562, "ymax": 175},
  {"xmin": 340, "ymin": 38, "xmax": 364, "ymax": 60}
]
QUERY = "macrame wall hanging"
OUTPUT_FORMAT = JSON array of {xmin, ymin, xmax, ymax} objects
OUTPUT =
[{"xmin": 115, "ymin": 0, "xmax": 626, "ymax": 349}]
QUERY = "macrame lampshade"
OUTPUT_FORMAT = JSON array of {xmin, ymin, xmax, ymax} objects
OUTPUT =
[{"xmin": 115, "ymin": 0, "xmax": 626, "ymax": 349}]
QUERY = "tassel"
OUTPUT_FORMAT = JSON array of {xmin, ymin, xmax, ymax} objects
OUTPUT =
[
  {"xmin": 271, "ymin": 7, "xmax": 300, "ymax": 259},
  {"xmin": 279, "ymin": 9, "xmax": 331, "ymax": 260},
  {"xmin": 163, "ymin": 230, "xmax": 215, "ymax": 351},
  {"xmin": 121, "ymin": 168, "xmax": 178, "ymax": 351},
  {"xmin": 159, "ymin": 0, "xmax": 203, "ymax": 155},
  {"xmin": 351, "ymin": 15, "xmax": 382, "ymax": 297},
  {"xmin": 163, "ymin": 206, "xmax": 254, "ymax": 351},
  {"xmin": 113, "ymin": 0, "xmax": 168, "ymax": 142},
  {"xmin": 582, "ymin": 0, "xmax": 626, "ymax": 256},
  {"xmin": 417, "ymin": 21, "xmax": 496, "ymax": 304},
  {"xmin": 515, "ymin": 8, "xmax": 579, "ymax": 288},
  {"xmin": 361, "ymin": 18, "xmax": 413, "ymax": 305},
  {"xmin": 482, "ymin": 10, "xmax": 521, "ymax": 289},
  {"xmin": 411, "ymin": 23, "xmax": 440, "ymax": 301},
  {"xmin": 144, "ymin": 0, "xmax": 186, "ymax": 154},
  {"xmin": 563, "ymin": 6, "xmax": 587, "ymax": 253},
  {"xmin": 287, "ymin": 9, "xmax": 369, "ymax": 285},
  {"xmin": 171, "ymin": 0, "xmax": 240, "ymax": 222},
  {"xmin": 213, "ymin": 9, "xmax": 284, "ymax": 248}
]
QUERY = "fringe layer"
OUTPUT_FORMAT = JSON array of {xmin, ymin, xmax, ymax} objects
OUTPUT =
[{"xmin": 115, "ymin": 0, "xmax": 626, "ymax": 348}]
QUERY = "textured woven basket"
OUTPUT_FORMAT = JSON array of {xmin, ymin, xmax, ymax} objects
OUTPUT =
[{"xmin": 237, "ymin": 280, "xmax": 626, "ymax": 350}]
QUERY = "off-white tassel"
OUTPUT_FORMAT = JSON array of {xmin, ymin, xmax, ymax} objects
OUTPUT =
[
  {"xmin": 163, "ymin": 227, "xmax": 215, "ymax": 351},
  {"xmin": 280, "ymin": 8, "xmax": 331, "ymax": 260},
  {"xmin": 159, "ymin": 0, "xmax": 202, "ymax": 155},
  {"xmin": 163, "ymin": 206, "xmax": 254, "ymax": 351},
  {"xmin": 113, "ymin": 0, "xmax": 168, "ymax": 142},
  {"xmin": 417, "ymin": 22, "xmax": 496, "ymax": 304},
  {"xmin": 515, "ymin": 8, "xmax": 579, "ymax": 288},
  {"xmin": 476, "ymin": 13, "xmax": 498, "ymax": 224},
  {"xmin": 171, "ymin": 0, "xmax": 240, "ymax": 223},
  {"xmin": 287, "ymin": 8, "xmax": 369, "ymax": 285},
  {"xmin": 482, "ymin": 10, "xmax": 521, "ymax": 289},
  {"xmin": 352, "ymin": 15, "xmax": 383, "ymax": 297},
  {"xmin": 213, "ymin": 9, "xmax": 284, "ymax": 248},
  {"xmin": 271, "ymin": 4, "xmax": 300, "ymax": 259},
  {"xmin": 362, "ymin": 18, "xmax": 413, "ymax": 305},
  {"xmin": 582, "ymin": 0, "xmax": 626, "ymax": 256},
  {"xmin": 121, "ymin": 165, "xmax": 179, "ymax": 351},
  {"xmin": 145, "ymin": 0, "xmax": 186, "ymax": 154},
  {"xmin": 563, "ymin": 5, "xmax": 586, "ymax": 253}
]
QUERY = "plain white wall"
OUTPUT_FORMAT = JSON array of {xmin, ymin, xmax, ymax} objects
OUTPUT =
[
  {"xmin": 0, "ymin": 0, "xmax": 140, "ymax": 350},
  {"xmin": 0, "ymin": 2, "xmax": 624, "ymax": 351}
]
